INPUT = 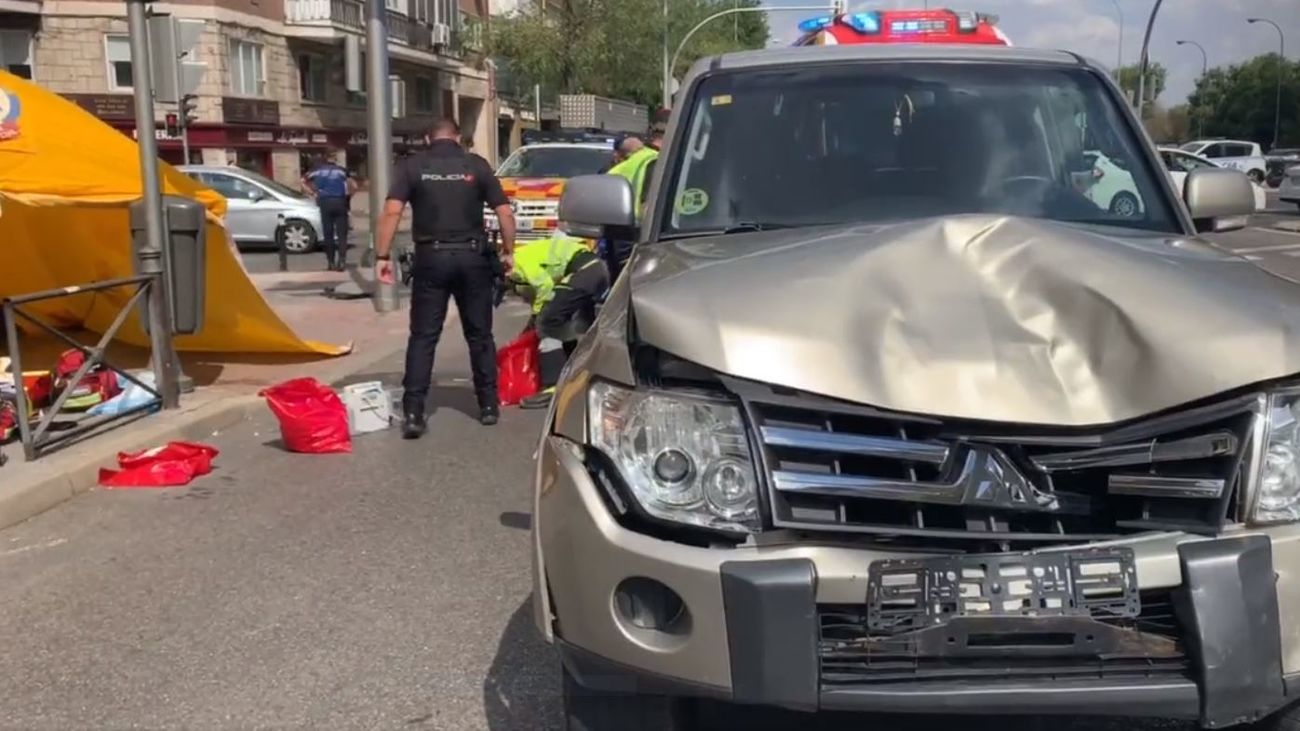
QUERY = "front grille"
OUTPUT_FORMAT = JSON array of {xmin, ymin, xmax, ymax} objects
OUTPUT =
[
  {"xmin": 726, "ymin": 379, "xmax": 1259, "ymax": 543},
  {"xmin": 818, "ymin": 590, "xmax": 1189, "ymax": 687}
]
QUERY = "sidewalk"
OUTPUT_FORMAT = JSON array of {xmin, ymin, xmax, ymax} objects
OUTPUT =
[{"xmin": 0, "ymin": 261, "xmax": 494, "ymax": 531}]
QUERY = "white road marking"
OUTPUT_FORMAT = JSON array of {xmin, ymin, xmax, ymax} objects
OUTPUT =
[
  {"xmin": 0, "ymin": 538, "xmax": 68, "ymax": 559},
  {"xmin": 1230, "ymin": 235, "xmax": 1300, "ymax": 253}
]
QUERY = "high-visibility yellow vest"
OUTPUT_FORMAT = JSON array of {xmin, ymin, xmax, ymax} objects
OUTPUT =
[
  {"xmin": 607, "ymin": 147, "xmax": 658, "ymax": 219},
  {"xmin": 510, "ymin": 233, "xmax": 589, "ymax": 314}
]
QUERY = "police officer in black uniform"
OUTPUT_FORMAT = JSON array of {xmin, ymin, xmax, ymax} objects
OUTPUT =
[{"xmin": 373, "ymin": 119, "xmax": 516, "ymax": 439}]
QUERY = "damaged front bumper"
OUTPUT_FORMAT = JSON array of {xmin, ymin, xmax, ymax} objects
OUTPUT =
[{"xmin": 537, "ymin": 436, "xmax": 1300, "ymax": 728}]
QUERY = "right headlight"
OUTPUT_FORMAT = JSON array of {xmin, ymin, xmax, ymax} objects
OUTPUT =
[
  {"xmin": 1252, "ymin": 390, "xmax": 1300, "ymax": 524},
  {"xmin": 587, "ymin": 381, "xmax": 761, "ymax": 533}
]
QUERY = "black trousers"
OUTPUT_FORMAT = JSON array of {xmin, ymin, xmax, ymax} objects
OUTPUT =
[
  {"xmin": 319, "ymin": 197, "xmax": 350, "ymax": 264},
  {"xmin": 538, "ymin": 259, "xmax": 609, "ymax": 340},
  {"xmin": 402, "ymin": 247, "xmax": 497, "ymax": 415}
]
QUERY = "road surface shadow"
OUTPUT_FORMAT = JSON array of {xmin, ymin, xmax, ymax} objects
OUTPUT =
[{"xmin": 483, "ymin": 596, "xmax": 564, "ymax": 731}]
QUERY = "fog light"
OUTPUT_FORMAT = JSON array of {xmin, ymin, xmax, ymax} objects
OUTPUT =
[{"xmin": 614, "ymin": 577, "xmax": 689, "ymax": 634}]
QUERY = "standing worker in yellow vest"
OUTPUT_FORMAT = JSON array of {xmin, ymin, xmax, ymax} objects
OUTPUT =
[
  {"xmin": 602, "ymin": 134, "xmax": 658, "ymax": 283},
  {"xmin": 506, "ymin": 232, "xmax": 609, "ymax": 409}
]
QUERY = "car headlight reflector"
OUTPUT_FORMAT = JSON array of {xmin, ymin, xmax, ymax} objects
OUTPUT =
[
  {"xmin": 1253, "ymin": 391, "xmax": 1300, "ymax": 523},
  {"xmin": 588, "ymin": 381, "xmax": 759, "ymax": 532}
]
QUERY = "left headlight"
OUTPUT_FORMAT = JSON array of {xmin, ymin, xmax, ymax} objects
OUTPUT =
[
  {"xmin": 587, "ymin": 381, "xmax": 761, "ymax": 533},
  {"xmin": 1252, "ymin": 390, "xmax": 1300, "ymax": 524}
]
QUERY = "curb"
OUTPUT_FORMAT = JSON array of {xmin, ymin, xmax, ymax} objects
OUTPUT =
[
  {"xmin": 0, "ymin": 334, "xmax": 413, "ymax": 534},
  {"xmin": 0, "ymin": 395, "xmax": 260, "ymax": 532},
  {"xmin": 1277, "ymin": 221, "xmax": 1300, "ymax": 233}
]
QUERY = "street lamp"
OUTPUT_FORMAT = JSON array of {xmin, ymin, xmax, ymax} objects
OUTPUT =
[
  {"xmin": 1135, "ymin": 0, "xmax": 1165, "ymax": 118},
  {"xmin": 1248, "ymin": 17, "xmax": 1285, "ymax": 150},
  {"xmin": 1176, "ymin": 39, "xmax": 1207, "ymax": 138},
  {"xmin": 663, "ymin": 4, "xmax": 836, "ymax": 108}
]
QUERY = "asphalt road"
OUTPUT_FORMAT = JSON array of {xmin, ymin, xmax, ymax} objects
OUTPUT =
[{"xmin": 7, "ymin": 208, "xmax": 1300, "ymax": 730}]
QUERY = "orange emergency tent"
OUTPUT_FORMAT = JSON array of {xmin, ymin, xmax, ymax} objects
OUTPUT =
[{"xmin": 0, "ymin": 70, "xmax": 346, "ymax": 355}]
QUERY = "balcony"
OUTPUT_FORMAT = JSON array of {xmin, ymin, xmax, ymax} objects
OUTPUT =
[{"xmin": 283, "ymin": 0, "xmax": 446, "ymax": 54}]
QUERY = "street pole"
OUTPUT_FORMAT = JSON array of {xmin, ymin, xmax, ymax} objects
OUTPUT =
[
  {"xmin": 661, "ymin": 0, "xmax": 670, "ymax": 109},
  {"xmin": 1176, "ymin": 39, "xmax": 1207, "ymax": 139},
  {"xmin": 1108, "ymin": 0, "xmax": 1123, "ymax": 80},
  {"xmin": 170, "ymin": 21, "xmax": 191, "ymax": 164},
  {"xmin": 668, "ymin": 4, "xmax": 835, "ymax": 103},
  {"xmin": 1135, "ymin": 0, "xmax": 1164, "ymax": 119},
  {"xmin": 1249, "ymin": 17, "xmax": 1285, "ymax": 150},
  {"xmin": 367, "ymin": 0, "xmax": 397, "ymax": 313},
  {"xmin": 534, "ymin": 82, "xmax": 541, "ymax": 128},
  {"xmin": 126, "ymin": 0, "xmax": 181, "ymax": 408}
]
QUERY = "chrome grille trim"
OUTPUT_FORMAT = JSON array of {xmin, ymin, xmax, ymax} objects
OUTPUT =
[
  {"xmin": 760, "ymin": 425, "xmax": 949, "ymax": 464},
  {"xmin": 1107, "ymin": 474, "xmax": 1225, "ymax": 499}
]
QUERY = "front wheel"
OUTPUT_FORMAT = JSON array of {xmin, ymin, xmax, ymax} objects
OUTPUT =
[
  {"xmin": 277, "ymin": 220, "xmax": 318, "ymax": 254},
  {"xmin": 562, "ymin": 667, "xmax": 692, "ymax": 731},
  {"xmin": 1109, "ymin": 191, "xmax": 1141, "ymax": 218},
  {"xmin": 1249, "ymin": 169, "xmax": 1266, "ymax": 184}
]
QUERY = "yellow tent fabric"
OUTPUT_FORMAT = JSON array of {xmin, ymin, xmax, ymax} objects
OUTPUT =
[{"xmin": 0, "ymin": 70, "xmax": 347, "ymax": 355}]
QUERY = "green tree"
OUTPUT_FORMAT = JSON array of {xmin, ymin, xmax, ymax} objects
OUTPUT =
[
  {"xmin": 1116, "ymin": 61, "xmax": 1168, "ymax": 107},
  {"xmin": 1188, "ymin": 53, "xmax": 1300, "ymax": 148},
  {"xmin": 490, "ymin": 0, "xmax": 768, "ymax": 110}
]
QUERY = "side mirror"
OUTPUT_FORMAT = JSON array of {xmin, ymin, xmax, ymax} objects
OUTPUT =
[
  {"xmin": 1184, "ymin": 168, "xmax": 1254, "ymax": 233},
  {"xmin": 247, "ymin": 188, "xmax": 266, "ymax": 202},
  {"xmin": 558, "ymin": 174, "xmax": 636, "ymax": 239}
]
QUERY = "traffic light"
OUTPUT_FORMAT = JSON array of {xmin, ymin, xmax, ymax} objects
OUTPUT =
[
  {"xmin": 180, "ymin": 94, "xmax": 198, "ymax": 126},
  {"xmin": 164, "ymin": 113, "xmax": 179, "ymax": 137}
]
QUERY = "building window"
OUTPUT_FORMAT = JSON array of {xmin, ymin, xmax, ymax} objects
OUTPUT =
[
  {"xmin": 0, "ymin": 30, "xmax": 33, "ymax": 80},
  {"xmin": 228, "ymin": 39, "xmax": 265, "ymax": 97},
  {"xmin": 298, "ymin": 53, "xmax": 327, "ymax": 102},
  {"xmin": 385, "ymin": 0, "xmax": 403, "ymax": 12},
  {"xmin": 389, "ymin": 75, "xmax": 407, "ymax": 118},
  {"xmin": 105, "ymin": 34, "xmax": 133, "ymax": 90},
  {"xmin": 415, "ymin": 76, "xmax": 436, "ymax": 113}
]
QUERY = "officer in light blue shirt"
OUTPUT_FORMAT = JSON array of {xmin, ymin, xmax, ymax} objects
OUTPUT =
[{"xmin": 302, "ymin": 155, "xmax": 357, "ymax": 271}]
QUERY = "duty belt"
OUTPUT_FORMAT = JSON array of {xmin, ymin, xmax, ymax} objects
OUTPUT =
[{"xmin": 416, "ymin": 238, "xmax": 483, "ymax": 252}]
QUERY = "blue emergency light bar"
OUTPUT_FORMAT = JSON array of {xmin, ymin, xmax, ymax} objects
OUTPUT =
[
  {"xmin": 797, "ymin": 15, "xmax": 834, "ymax": 32},
  {"xmin": 843, "ymin": 11, "xmax": 880, "ymax": 33}
]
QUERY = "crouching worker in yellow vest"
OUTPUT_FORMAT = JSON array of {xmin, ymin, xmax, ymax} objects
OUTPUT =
[{"xmin": 507, "ymin": 232, "xmax": 610, "ymax": 409}]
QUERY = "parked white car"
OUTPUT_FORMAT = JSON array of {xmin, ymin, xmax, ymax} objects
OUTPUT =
[
  {"xmin": 1080, "ymin": 150, "xmax": 1142, "ymax": 217},
  {"xmin": 1280, "ymin": 164, "xmax": 1300, "ymax": 209},
  {"xmin": 179, "ymin": 165, "xmax": 325, "ymax": 253},
  {"xmin": 1179, "ymin": 139, "xmax": 1268, "ymax": 184},
  {"xmin": 1159, "ymin": 147, "xmax": 1267, "ymax": 211}
]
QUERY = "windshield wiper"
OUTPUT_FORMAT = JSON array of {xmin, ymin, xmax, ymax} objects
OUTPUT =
[{"xmin": 722, "ymin": 221, "xmax": 789, "ymax": 234}]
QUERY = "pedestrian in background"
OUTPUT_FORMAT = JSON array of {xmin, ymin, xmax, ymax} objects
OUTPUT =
[
  {"xmin": 301, "ymin": 154, "xmax": 358, "ymax": 271},
  {"xmin": 373, "ymin": 118, "xmax": 517, "ymax": 439}
]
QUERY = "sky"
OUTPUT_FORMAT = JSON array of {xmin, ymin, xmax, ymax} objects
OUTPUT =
[{"xmin": 764, "ymin": 0, "xmax": 1298, "ymax": 104}]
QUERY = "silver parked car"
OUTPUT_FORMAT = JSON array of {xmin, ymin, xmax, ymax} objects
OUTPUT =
[
  {"xmin": 179, "ymin": 165, "xmax": 324, "ymax": 253},
  {"xmin": 535, "ymin": 43, "xmax": 1283, "ymax": 731}
]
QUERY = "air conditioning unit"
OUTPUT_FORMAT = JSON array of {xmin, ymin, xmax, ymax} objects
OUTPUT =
[{"xmin": 432, "ymin": 23, "xmax": 451, "ymax": 46}]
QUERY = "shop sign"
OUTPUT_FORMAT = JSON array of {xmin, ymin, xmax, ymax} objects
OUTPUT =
[
  {"xmin": 311, "ymin": 133, "xmax": 328, "ymax": 144},
  {"xmin": 276, "ymin": 130, "xmax": 311, "ymax": 146},
  {"xmin": 65, "ymin": 94, "xmax": 135, "ymax": 122},
  {"xmin": 222, "ymin": 97, "xmax": 280, "ymax": 125},
  {"xmin": 519, "ymin": 110, "xmax": 537, "ymax": 123},
  {"xmin": 348, "ymin": 131, "xmax": 368, "ymax": 146},
  {"xmin": 246, "ymin": 130, "xmax": 274, "ymax": 143}
]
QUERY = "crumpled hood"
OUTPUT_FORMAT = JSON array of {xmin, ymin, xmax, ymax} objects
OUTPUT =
[{"xmin": 629, "ymin": 215, "xmax": 1300, "ymax": 426}]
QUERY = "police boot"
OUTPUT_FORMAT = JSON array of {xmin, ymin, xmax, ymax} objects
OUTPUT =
[
  {"xmin": 401, "ymin": 412, "xmax": 427, "ymax": 439},
  {"xmin": 479, "ymin": 404, "xmax": 500, "ymax": 426},
  {"xmin": 520, "ymin": 387, "xmax": 555, "ymax": 410}
]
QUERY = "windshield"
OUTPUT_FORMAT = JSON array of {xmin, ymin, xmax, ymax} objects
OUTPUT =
[
  {"xmin": 1180, "ymin": 142, "xmax": 1207, "ymax": 153},
  {"xmin": 662, "ymin": 63, "xmax": 1179, "ymax": 236},
  {"xmin": 239, "ymin": 169, "xmax": 310, "ymax": 200},
  {"xmin": 496, "ymin": 147, "xmax": 614, "ymax": 178}
]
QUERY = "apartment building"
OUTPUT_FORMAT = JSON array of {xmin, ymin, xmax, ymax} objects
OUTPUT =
[{"xmin": 0, "ymin": 0, "xmax": 495, "ymax": 184}]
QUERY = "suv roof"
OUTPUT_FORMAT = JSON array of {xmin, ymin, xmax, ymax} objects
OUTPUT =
[{"xmin": 700, "ymin": 43, "xmax": 1082, "ymax": 75}]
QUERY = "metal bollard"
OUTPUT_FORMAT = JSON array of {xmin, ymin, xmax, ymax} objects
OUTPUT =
[{"xmin": 276, "ymin": 213, "xmax": 289, "ymax": 272}]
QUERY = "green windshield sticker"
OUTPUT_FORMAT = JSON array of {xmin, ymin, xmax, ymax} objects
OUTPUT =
[
  {"xmin": 711, "ymin": 94, "xmax": 733, "ymax": 106},
  {"xmin": 676, "ymin": 188, "xmax": 709, "ymax": 216}
]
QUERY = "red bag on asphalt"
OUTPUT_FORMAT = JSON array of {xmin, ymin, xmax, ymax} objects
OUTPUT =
[
  {"xmin": 98, "ymin": 441, "xmax": 219, "ymax": 488},
  {"xmin": 258, "ymin": 377, "xmax": 352, "ymax": 454},
  {"xmin": 497, "ymin": 328, "xmax": 541, "ymax": 406}
]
